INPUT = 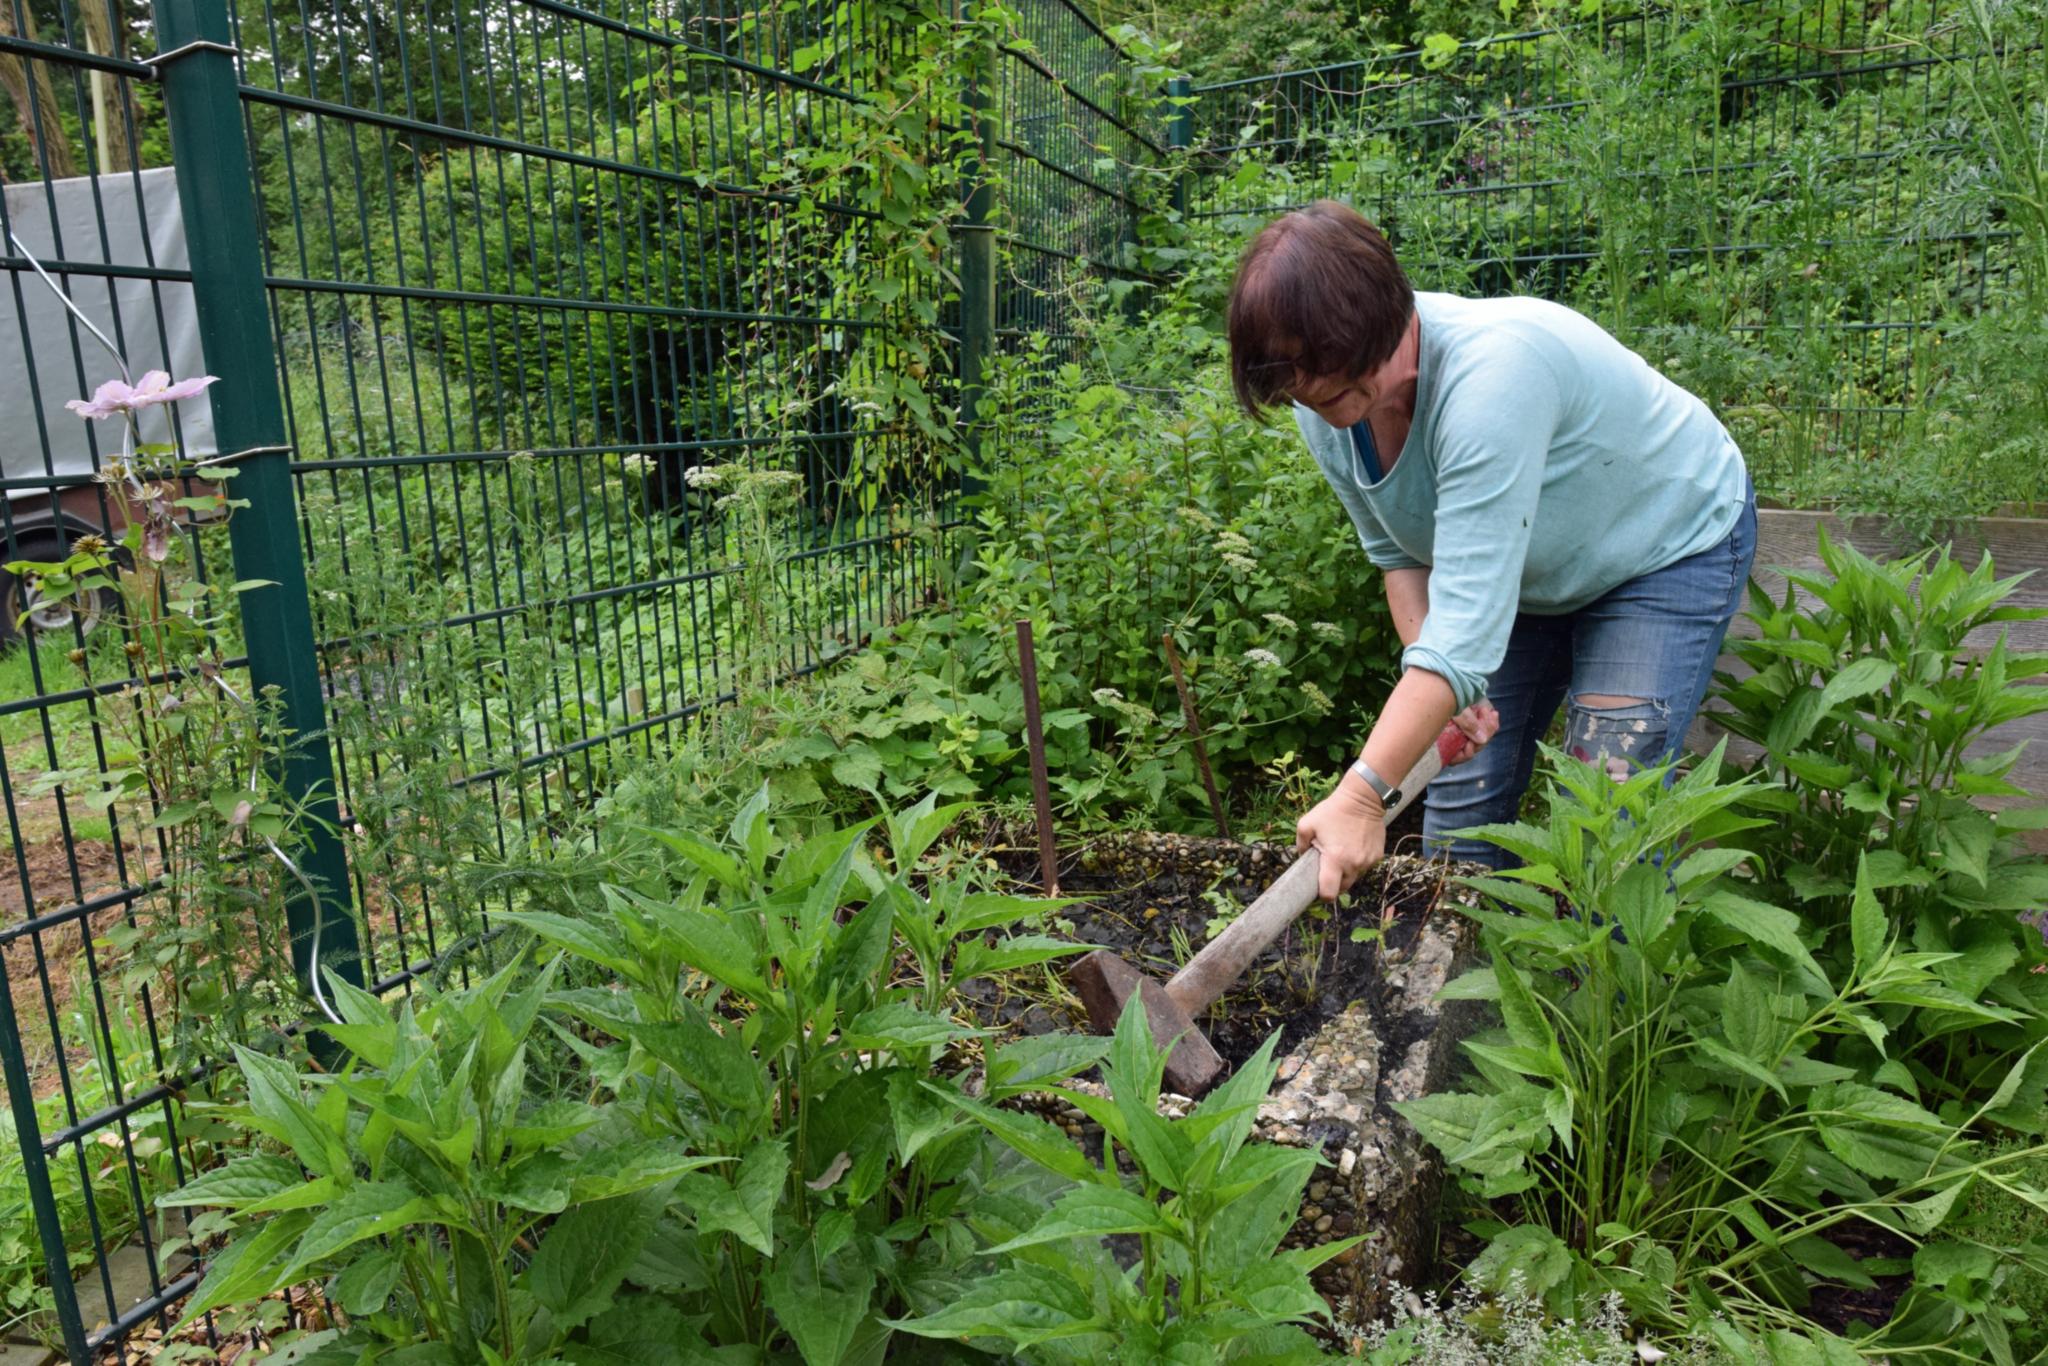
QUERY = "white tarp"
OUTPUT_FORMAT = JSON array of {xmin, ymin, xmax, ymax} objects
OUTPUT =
[{"xmin": 2, "ymin": 166, "xmax": 217, "ymax": 504}]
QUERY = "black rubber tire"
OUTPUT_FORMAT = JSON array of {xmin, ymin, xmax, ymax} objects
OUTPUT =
[{"xmin": 0, "ymin": 530, "xmax": 120, "ymax": 650}]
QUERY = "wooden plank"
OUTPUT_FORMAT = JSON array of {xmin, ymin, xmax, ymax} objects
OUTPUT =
[
  {"xmin": 1739, "ymin": 509, "xmax": 2048, "ymax": 656},
  {"xmin": 1687, "ymin": 510, "xmax": 2048, "ymax": 834}
]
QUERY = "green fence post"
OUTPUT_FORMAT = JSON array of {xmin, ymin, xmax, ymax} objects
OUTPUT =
[
  {"xmin": 0, "ymin": 989, "xmax": 88, "ymax": 1358},
  {"xmin": 957, "ymin": 2, "xmax": 997, "ymax": 503},
  {"xmin": 1168, "ymin": 76, "xmax": 1192, "ymax": 218},
  {"xmin": 153, "ymin": 0, "xmax": 362, "ymax": 1000}
]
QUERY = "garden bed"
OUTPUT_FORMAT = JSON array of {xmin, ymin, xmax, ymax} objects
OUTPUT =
[{"xmin": 970, "ymin": 833, "xmax": 1486, "ymax": 1325}]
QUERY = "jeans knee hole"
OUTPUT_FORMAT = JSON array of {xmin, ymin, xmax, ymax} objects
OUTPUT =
[{"xmin": 1566, "ymin": 699, "xmax": 1671, "ymax": 777}]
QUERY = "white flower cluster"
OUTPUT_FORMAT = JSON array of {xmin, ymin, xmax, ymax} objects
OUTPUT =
[
  {"xmin": 1221, "ymin": 552, "xmax": 1258, "ymax": 575},
  {"xmin": 1262, "ymin": 612, "xmax": 1297, "ymax": 634},
  {"xmin": 1241, "ymin": 647, "xmax": 1283, "ymax": 671},
  {"xmin": 1298, "ymin": 681, "xmax": 1333, "ymax": 714},
  {"xmin": 1334, "ymin": 1284, "xmax": 1698, "ymax": 1366},
  {"xmin": 1310, "ymin": 621, "xmax": 1344, "ymax": 642}
]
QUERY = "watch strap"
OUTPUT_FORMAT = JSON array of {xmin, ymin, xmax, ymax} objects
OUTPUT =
[{"xmin": 1347, "ymin": 757, "xmax": 1399, "ymax": 807}]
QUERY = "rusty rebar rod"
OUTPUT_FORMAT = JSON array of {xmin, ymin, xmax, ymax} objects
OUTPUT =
[
  {"xmin": 1015, "ymin": 619, "xmax": 1059, "ymax": 896},
  {"xmin": 1162, "ymin": 629, "xmax": 1230, "ymax": 840}
]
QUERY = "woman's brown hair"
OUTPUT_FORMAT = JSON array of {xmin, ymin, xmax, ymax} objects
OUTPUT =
[{"xmin": 1226, "ymin": 199, "xmax": 1414, "ymax": 416}]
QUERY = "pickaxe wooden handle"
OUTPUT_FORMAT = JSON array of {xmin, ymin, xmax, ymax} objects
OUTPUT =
[
  {"xmin": 1065, "ymin": 719, "xmax": 1472, "ymax": 1098},
  {"xmin": 1161, "ymin": 727, "xmax": 1459, "ymax": 1017}
]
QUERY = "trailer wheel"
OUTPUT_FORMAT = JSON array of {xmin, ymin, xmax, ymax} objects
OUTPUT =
[{"xmin": 0, "ymin": 532, "xmax": 122, "ymax": 649}]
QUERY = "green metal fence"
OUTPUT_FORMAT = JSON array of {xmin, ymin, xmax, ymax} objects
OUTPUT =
[
  {"xmin": 0, "ymin": 0, "xmax": 1154, "ymax": 1356},
  {"xmin": 1184, "ymin": 1, "xmax": 2026, "ymax": 486}
]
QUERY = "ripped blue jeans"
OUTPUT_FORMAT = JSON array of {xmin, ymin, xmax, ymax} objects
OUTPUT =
[{"xmin": 1423, "ymin": 483, "xmax": 1757, "ymax": 869}]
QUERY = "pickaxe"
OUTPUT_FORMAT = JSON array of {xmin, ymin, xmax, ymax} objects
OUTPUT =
[{"xmin": 1066, "ymin": 726, "xmax": 1463, "ymax": 1097}]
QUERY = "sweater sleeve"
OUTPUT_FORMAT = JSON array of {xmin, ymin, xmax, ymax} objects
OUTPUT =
[{"xmin": 1400, "ymin": 338, "xmax": 1563, "ymax": 710}]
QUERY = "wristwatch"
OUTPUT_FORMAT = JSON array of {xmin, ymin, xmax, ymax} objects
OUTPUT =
[{"xmin": 1347, "ymin": 757, "xmax": 1400, "ymax": 809}]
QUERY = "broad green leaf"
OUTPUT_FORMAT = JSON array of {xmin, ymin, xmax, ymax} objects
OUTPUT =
[
  {"xmin": 1467, "ymin": 1225, "xmax": 1571, "ymax": 1301},
  {"xmin": 639, "ymin": 904, "xmax": 770, "ymax": 1000},
  {"xmin": 884, "ymin": 1264, "xmax": 1100, "ymax": 1347},
  {"xmin": 333, "ymin": 1247, "xmax": 403, "ymax": 1316},
  {"xmin": 939, "ymin": 1087, "xmax": 1097, "ymax": 1185},
  {"xmin": 508, "ymin": 1099, "xmax": 604, "ymax": 1154},
  {"xmin": 763, "ymin": 1250, "xmax": 876, "ymax": 1366},
  {"xmin": 158, "ymin": 1154, "xmax": 304, "ymax": 1210},
  {"xmin": 950, "ymin": 934, "xmax": 1091, "ymax": 982},
  {"xmin": 840, "ymin": 1003, "xmax": 978, "ymax": 1053},
  {"xmin": 567, "ymin": 1141, "xmax": 727, "ymax": 1203},
  {"xmin": 233, "ymin": 1046, "xmax": 347, "ymax": 1178},
  {"xmin": 1786, "ymin": 1235, "xmax": 1877, "ymax": 1289},
  {"xmin": 176, "ymin": 1210, "xmax": 313, "ymax": 1326},
  {"xmin": 886, "ymin": 1067, "xmax": 956, "ymax": 1164},
  {"xmin": 529, "ymin": 1187, "xmax": 666, "ymax": 1331},
  {"xmin": 889, "ymin": 793, "xmax": 971, "ymax": 868},
  {"xmin": 1433, "ymin": 967, "xmax": 1499, "ymax": 1002},
  {"xmin": 284, "ymin": 1182, "xmax": 431, "ymax": 1275},
  {"xmin": 639, "ymin": 826, "xmax": 746, "ymax": 890},
  {"xmin": 633, "ymin": 1009, "xmax": 768, "ymax": 1115},
  {"xmin": 568, "ymin": 1298, "xmax": 722, "ymax": 1366},
  {"xmin": 1609, "ymin": 862, "xmax": 1678, "ymax": 950},
  {"xmin": 1913, "ymin": 1241, "xmax": 1998, "ymax": 1287},
  {"xmin": 1818, "ymin": 656, "xmax": 1896, "ymax": 711},
  {"xmin": 1703, "ymin": 893, "xmax": 1827, "ymax": 991},
  {"xmin": 1722, "ymin": 963, "xmax": 1774, "ymax": 1060},
  {"xmin": 985, "ymin": 1033, "xmax": 1111, "ymax": 1097},
  {"xmin": 950, "ymin": 890, "xmax": 1072, "ymax": 934},
  {"xmin": 492, "ymin": 910, "xmax": 634, "ymax": 976},
  {"xmin": 1490, "ymin": 942, "xmax": 1553, "ymax": 1058},
  {"xmin": 1938, "ymin": 810, "xmax": 1996, "ymax": 889},
  {"xmin": 981, "ymin": 1184, "xmax": 1175, "ymax": 1254},
  {"xmin": 728, "ymin": 782, "xmax": 773, "ymax": 873},
  {"xmin": 680, "ymin": 1140, "xmax": 786, "ymax": 1256},
  {"xmin": 1849, "ymin": 855, "xmax": 1887, "ymax": 975}
]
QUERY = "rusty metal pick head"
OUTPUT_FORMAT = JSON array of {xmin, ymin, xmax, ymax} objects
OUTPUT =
[{"xmin": 1066, "ymin": 950, "xmax": 1227, "ymax": 1098}]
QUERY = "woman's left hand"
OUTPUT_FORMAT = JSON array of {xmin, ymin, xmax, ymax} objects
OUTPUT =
[{"xmin": 1442, "ymin": 700, "xmax": 1500, "ymax": 765}]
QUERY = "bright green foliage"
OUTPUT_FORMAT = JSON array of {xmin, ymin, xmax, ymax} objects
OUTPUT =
[
  {"xmin": 1712, "ymin": 529, "xmax": 2048, "ymax": 1103},
  {"xmin": 502, "ymin": 790, "xmax": 1098, "ymax": 1362},
  {"xmin": 1412, "ymin": 747, "xmax": 2048, "ymax": 1359},
  {"xmin": 710, "ymin": 348, "xmax": 1402, "ymax": 829},
  {"xmin": 897, "ymin": 994, "xmax": 1359, "ymax": 1360},
  {"xmin": 162, "ymin": 958, "xmax": 723, "ymax": 1361}
]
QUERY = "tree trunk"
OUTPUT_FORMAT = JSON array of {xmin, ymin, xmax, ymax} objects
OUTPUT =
[
  {"xmin": 0, "ymin": 0, "xmax": 81, "ymax": 179},
  {"xmin": 78, "ymin": 0, "xmax": 137, "ymax": 173}
]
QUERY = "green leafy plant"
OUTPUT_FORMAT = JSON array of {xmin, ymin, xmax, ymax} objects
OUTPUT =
[
  {"xmin": 163, "ymin": 957, "xmax": 722, "ymax": 1361},
  {"xmin": 1710, "ymin": 531, "xmax": 2048, "ymax": 1101},
  {"xmin": 4, "ymin": 360, "xmax": 315, "ymax": 1068},
  {"xmin": 899, "ymin": 993, "xmax": 1360, "ymax": 1361},
  {"xmin": 1406, "ymin": 746, "xmax": 2048, "ymax": 1357},
  {"xmin": 499, "ymin": 789, "xmax": 1098, "ymax": 1361}
]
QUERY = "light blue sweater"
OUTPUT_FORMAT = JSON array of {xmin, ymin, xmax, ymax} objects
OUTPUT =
[{"xmin": 1293, "ymin": 292, "xmax": 1749, "ymax": 710}]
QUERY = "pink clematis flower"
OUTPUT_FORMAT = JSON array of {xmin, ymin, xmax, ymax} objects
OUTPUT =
[{"xmin": 65, "ymin": 370, "xmax": 218, "ymax": 421}]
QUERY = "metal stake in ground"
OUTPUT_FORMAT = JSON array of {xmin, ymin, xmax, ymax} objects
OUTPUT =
[
  {"xmin": 1015, "ymin": 619, "xmax": 1059, "ymax": 896},
  {"xmin": 1162, "ymin": 629, "xmax": 1229, "ymax": 840}
]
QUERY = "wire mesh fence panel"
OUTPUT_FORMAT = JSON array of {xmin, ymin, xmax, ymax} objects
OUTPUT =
[
  {"xmin": 0, "ymin": 0, "xmax": 1156, "ymax": 1357},
  {"xmin": 236, "ymin": 0, "xmax": 973, "ymax": 1006},
  {"xmin": 0, "ymin": 8, "xmax": 244, "ymax": 1358},
  {"xmin": 1184, "ymin": 0, "xmax": 2026, "ymax": 487},
  {"xmin": 989, "ymin": 0, "xmax": 1162, "ymax": 357}
]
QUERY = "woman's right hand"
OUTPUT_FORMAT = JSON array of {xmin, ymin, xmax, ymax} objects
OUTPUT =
[
  {"xmin": 1294, "ymin": 776, "xmax": 1387, "ymax": 901},
  {"xmin": 1443, "ymin": 699, "xmax": 1500, "ymax": 765}
]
